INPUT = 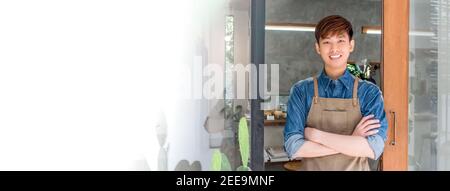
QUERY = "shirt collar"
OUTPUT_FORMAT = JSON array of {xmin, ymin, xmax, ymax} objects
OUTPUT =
[{"xmin": 318, "ymin": 69, "xmax": 354, "ymax": 91}]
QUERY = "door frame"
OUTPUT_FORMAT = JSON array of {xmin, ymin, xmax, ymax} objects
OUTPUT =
[
  {"xmin": 381, "ymin": 0, "xmax": 409, "ymax": 170},
  {"xmin": 250, "ymin": 0, "xmax": 265, "ymax": 171}
]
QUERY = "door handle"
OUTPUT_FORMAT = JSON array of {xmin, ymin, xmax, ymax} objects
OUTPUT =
[{"xmin": 390, "ymin": 110, "xmax": 397, "ymax": 146}]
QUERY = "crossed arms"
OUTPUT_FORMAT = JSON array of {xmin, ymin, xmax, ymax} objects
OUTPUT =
[
  {"xmin": 292, "ymin": 115, "xmax": 380, "ymax": 159},
  {"xmin": 285, "ymin": 81, "xmax": 388, "ymax": 160}
]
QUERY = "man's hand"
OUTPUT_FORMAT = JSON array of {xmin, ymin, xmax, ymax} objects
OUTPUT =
[{"xmin": 352, "ymin": 114, "xmax": 380, "ymax": 137}]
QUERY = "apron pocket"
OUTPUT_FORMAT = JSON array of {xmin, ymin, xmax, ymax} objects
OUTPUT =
[{"xmin": 321, "ymin": 110, "xmax": 349, "ymax": 135}]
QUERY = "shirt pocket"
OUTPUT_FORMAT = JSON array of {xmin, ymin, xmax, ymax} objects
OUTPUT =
[{"xmin": 321, "ymin": 110, "xmax": 349, "ymax": 135}]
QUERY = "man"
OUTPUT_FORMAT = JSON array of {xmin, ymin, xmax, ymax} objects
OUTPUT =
[{"xmin": 283, "ymin": 15, "xmax": 388, "ymax": 171}]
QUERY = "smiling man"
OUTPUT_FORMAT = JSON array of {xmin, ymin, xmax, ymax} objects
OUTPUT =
[{"xmin": 283, "ymin": 15, "xmax": 388, "ymax": 171}]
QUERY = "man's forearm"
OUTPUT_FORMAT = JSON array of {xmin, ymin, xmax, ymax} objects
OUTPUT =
[
  {"xmin": 309, "ymin": 129, "xmax": 375, "ymax": 159},
  {"xmin": 292, "ymin": 140, "xmax": 339, "ymax": 159}
]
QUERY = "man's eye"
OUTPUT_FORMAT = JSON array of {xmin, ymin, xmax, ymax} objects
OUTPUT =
[{"xmin": 322, "ymin": 41, "xmax": 329, "ymax": 44}]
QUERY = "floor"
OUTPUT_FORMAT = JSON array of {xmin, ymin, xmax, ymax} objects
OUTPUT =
[{"xmin": 264, "ymin": 162, "xmax": 287, "ymax": 171}]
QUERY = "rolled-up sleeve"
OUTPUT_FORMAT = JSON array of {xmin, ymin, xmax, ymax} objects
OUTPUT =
[
  {"xmin": 360, "ymin": 83, "xmax": 389, "ymax": 160},
  {"xmin": 285, "ymin": 134, "xmax": 305, "ymax": 158},
  {"xmin": 367, "ymin": 134, "xmax": 385, "ymax": 160},
  {"xmin": 284, "ymin": 82, "xmax": 309, "ymax": 158}
]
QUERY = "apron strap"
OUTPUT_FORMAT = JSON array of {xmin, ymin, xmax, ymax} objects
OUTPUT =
[
  {"xmin": 352, "ymin": 77, "xmax": 359, "ymax": 106},
  {"xmin": 313, "ymin": 77, "xmax": 319, "ymax": 104}
]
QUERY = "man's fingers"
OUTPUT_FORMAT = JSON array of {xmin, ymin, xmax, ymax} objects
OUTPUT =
[
  {"xmin": 363, "ymin": 123, "xmax": 381, "ymax": 132},
  {"xmin": 357, "ymin": 114, "xmax": 374, "ymax": 127},
  {"xmin": 361, "ymin": 119, "xmax": 380, "ymax": 128},
  {"xmin": 364, "ymin": 129, "xmax": 379, "ymax": 136}
]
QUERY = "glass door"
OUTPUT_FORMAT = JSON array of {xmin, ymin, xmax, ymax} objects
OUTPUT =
[{"xmin": 408, "ymin": 0, "xmax": 450, "ymax": 170}]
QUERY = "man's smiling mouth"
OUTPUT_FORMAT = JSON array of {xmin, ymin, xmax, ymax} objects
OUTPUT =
[{"xmin": 329, "ymin": 55, "xmax": 342, "ymax": 60}]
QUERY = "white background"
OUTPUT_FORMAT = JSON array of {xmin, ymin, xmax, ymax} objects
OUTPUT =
[{"xmin": 0, "ymin": 0, "xmax": 188, "ymax": 170}]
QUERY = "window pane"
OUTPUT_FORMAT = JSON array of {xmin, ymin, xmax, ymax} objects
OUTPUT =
[{"xmin": 409, "ymin": 0, "xmax": 450, "ymax": 170}]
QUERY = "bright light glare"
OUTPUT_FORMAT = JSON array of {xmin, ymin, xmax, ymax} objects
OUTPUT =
[{"xmin": 0, "ymin": 0, "xmax": 191, "ymax": 170}]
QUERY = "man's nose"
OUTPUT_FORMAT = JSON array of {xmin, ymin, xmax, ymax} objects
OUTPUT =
[{"xmin": 331, "ymin": 43, "xmax": 338, "ymax": 52}]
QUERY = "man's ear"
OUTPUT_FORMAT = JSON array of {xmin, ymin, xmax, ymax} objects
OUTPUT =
[
  {"xmin": 349, "ymin": 39, "xmax": 355, "ymax": 52},
  {"xmin": 315, "ymin": 42, "xmax": 320, "ymax": 54}
]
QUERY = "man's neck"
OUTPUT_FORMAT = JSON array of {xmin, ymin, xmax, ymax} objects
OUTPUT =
[{"xmin": 324, "ymin": 67, "xmax": 346, "ymax": 80}]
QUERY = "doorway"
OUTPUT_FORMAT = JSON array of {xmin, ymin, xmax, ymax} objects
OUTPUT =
[{"xmin": 252, "ymin": 0, "xmax": 385, "ymax": 171}]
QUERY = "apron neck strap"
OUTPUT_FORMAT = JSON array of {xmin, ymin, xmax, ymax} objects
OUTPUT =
[
  {"xmin": 352, "ymin": 77, "xmax": 359, "ymax": 106},
  {"xmin": 313, "ymin": 76, "xmax": 359, "ymax": 106},
  {"xmin": 313, "ymin": 77, "xmax": 319, "ymax": 104}
]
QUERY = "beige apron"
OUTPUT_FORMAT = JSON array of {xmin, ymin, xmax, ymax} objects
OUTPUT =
[{"xmin": 299, "ymin": 76, "xmax": 370, "ymax": 171}]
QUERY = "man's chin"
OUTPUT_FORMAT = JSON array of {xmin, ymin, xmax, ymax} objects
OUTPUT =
[{"xmin": 324, "ymin": 62, "xmax": 347, "ymax": 69}]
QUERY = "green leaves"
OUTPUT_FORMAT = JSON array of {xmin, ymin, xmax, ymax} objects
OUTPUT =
[
  {"xmin": 211, "ymin": 150, "xmax": 221, "ymax": 171},
  {"xmin": 238, "ymin": 117, "xmax": 249, "ymax": 168},
  {"xmin": 221, "ymin": 153, "xmax": 232, "ymax": 171},
  {"xmin": 347, "ymin": 63, "xmax": 363, "ymax": 78},
  {"xmin": 210, "ymin": 117, "xmax": 251, "ymax": 171},
  {"xmin": 210, "ymin": 149, "xmax": 232, "ymax": 171},
  {"xmin": 236, "ymin": 166, "xmax": 250, "ymax": 171}
]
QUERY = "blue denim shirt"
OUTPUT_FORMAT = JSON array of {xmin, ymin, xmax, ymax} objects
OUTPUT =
[{"xmin": 283, "ymin": 69, "xmax": 388, "ymax": 160}]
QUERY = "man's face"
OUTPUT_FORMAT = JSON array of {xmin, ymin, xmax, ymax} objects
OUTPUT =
[{"xmin": 315, "ymin": 32, "xmax": 354, "ymax": 71}]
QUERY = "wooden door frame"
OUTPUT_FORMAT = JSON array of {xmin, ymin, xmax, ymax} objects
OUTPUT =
[{"xmin": 381, "ymin": 0, "xmax": 409, "ymax": 170}]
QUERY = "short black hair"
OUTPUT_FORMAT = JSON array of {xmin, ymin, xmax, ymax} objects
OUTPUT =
[{"xmin": 315, "ymin": 15, "xmax": 353, "ymax": 43}]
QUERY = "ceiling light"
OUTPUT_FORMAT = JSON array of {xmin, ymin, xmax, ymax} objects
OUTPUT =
[
  {"xmin": 265, "ymin": 23, "xmax": 316, "ymax": 32},
  {"xmin": 362, "ymin": 26, "xmax": 434, "ymax": 37}
]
